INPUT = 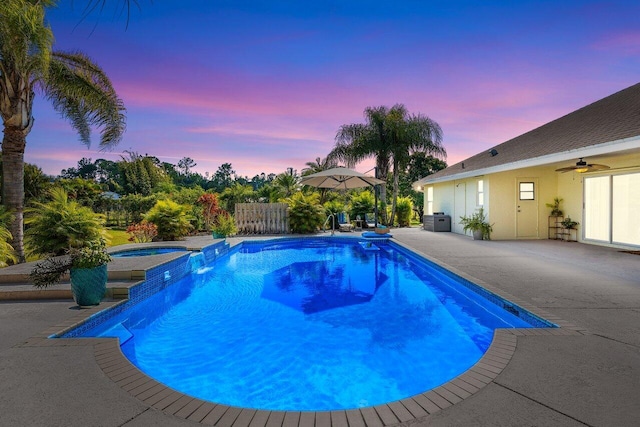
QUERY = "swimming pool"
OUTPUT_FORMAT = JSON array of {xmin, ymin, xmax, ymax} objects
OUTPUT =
[
  {"xmin": 73, "ymin": 238, "xmax": 553, "ymax": 411},
  {"xmin": 111, "ymin": 247, "xmax": 189, "ymax": 257}
]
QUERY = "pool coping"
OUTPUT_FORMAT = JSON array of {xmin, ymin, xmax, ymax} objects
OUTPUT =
[{"xmin": 17, "ymin": 236, "xmax": 589, "ymax": 426}]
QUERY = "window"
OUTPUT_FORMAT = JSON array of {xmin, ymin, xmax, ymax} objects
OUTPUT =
[
  {"xmin": 426, "ymin": 187, "xmax": 434, "ymax": 215},
  {"xmin": 519, "ymin": 182, "xmax": 535, "ymax": 200},
  {"xmin": 477, "ymin": 180, "xmax": 484, "ymax": 206}
]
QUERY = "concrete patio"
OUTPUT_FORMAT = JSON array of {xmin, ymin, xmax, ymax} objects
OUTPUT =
[{"xmin": 1, "ymin": 228, "xmax": 639, "ymax": 426}]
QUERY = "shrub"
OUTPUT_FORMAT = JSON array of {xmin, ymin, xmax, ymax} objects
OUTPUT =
[
  {"xmin": 212, "ymin": 212, "xmax": 237, "ymax": 237},
  {"xmin": 286, "ymin": 192, "xmax": 325, "ymax": 233},
  {"xmin": 349, "ymin": 190, "xmax": 375, "ymax": 222},
  {"xmin": 395, "ymin": 196, "xmax": 413, "ymax": 227},
  {"xmin": 126, "ymin": 220, "xmax": 158, "ymax": 243},
  {"xmin": 144, "ymin": 199, "xmax": 193, "ymax": 240},
  {"xmin": 25, "ymin": 187, "xmax": 107, "ymax": 257},
  {"xmin": 197, "ymin": 193, "xmax": 224, "ymax": 231}
]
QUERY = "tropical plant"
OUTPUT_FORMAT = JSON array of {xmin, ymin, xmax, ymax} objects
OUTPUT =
[
  {"xmin": 349, "ymin": 190, "xmax": 375, "ymax": 223},
  {"xmin": 0, "ymin": 0, "xmax": 126, "ymax": 263},
  {"xmin": 395, "ymin": 196, "xmax": 413, "ymax": 227},
  {"xmin": 286, "ymin": 192, "xmax": 325, "ymax": 234},
  {"xmin": 211, "ymin": 212, "xmax": 237, "ymax": 237},
  {"xmin": 329, "ymin": 104, "xmax": 445, "ymax": 226},
  {"xmin": 143, "ymin": 199, "xmax": 192, "ymax": 240},
  {"xmin": 459, "ymin": 207, "xmax": 493, "ymax": 240},
  {"xmin": 126, "ymin": 220, "xmax": 158, "ymax": 243},
  {"xmin": 546, "ymin": 197, "xmax": 564, "ymax": 217},
  {"xmin": 25, "ymin": 187, "xmax": 107, "ymax": 257},
  {"xmin": 323, "ymin": 199, "xmax": 347, "ymax": 230},
  {"xmin": 0, "ymin": 224, "xmax": 16, "ymax": 267}
]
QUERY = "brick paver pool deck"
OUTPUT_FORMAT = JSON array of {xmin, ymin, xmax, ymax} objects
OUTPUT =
[{"xmin": 1, "ymin": 228, "xmax": 639, "ymax": 426}]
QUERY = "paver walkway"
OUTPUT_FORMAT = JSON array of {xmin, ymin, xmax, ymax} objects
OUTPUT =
[{"xmin": 1, "ymin": 228, "xmax": 639, "ymax": 426}]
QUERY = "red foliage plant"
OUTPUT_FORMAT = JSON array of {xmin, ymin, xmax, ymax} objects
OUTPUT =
[
  {"xmin": 197, "ymin": 193, "xmax": 225, "ymax": 230},
  {"xmin": 126, "ymin": 220, "xmax": 158, "ymax": 243}
]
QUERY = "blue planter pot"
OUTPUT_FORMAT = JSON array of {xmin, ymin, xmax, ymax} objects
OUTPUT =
[
  {"xmin": 70, "ymin": 264, "xmax": 108, "ymax": 306},
  {"xmin": 212, "ymin": 232, "xmax": 226, "ymax": 239}
]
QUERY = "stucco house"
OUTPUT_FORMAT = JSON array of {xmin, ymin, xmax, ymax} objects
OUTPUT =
[{"xmin": 413, "ymin": 82, "xmax": 640, "ymax": 248}]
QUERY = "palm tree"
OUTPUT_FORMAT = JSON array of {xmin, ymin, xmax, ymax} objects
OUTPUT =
[
  {"xmin": 301, "ymin": 156, "xmax": 339, "ymax": 204},
  {"xmin": 273, "ymin": 168, "xmax": 300, "ymax": 200},
  {"xmin": 0, "ymin": 0, "xmax": 126, "ymax": 262},
  {"xmin": 329, "ymin": 104, "xmax": 445, "ymax": 225}
]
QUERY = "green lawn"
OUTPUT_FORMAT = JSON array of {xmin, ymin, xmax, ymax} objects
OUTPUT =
[{"xmin": 106, "ymin": 229, "xmax": 130, "ymax": 247}]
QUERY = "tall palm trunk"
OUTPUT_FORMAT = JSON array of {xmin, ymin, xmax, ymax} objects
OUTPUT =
[
  {"xmin": 389, "ymin": 158, "xmax": 400, "ymax": 226},
  {"xmin": 2, "ymin": 127, "xmax": 28, "ymax": 263},
  {"xmin": 376, "ymin": 159, "xmax": 389, "ymax": 225}
]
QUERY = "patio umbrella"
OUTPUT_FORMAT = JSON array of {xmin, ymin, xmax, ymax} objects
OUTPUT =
[
  {"xmin": 300, "ymin": 167, "xmax": 385, "ymax": 228},
  {"xmin": 299, "ymin": 167, "xmax": 384, "ymax": 190}
]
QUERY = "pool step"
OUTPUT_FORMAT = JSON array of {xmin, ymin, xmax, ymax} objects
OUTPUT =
[{"xmin": 102, "ymin": 323, "xmax": 134, "ymax": 345}]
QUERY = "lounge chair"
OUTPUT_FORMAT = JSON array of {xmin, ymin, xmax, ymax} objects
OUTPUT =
[
  {"xmin": 337, "ymin": 212, "xmax": 354, "ymax": 232},
  {"xmin": 365, "ymin": 213, "xmax": 376, "ymax": 228}
]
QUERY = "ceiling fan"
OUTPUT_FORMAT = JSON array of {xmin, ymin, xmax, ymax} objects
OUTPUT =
[{"xmin": 555, "ymin": 158, "xmax": 610, "ymax": 173}]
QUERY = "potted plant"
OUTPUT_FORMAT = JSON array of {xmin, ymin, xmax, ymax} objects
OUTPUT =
[
  {"xmin": 212, "ymin": 212, "xmax": 237, "ymax": 239},
  {"xmin": 546, "ymin": 197, "xmax": 564, "ymax": 217},
  {"xmin": 26, "ymin": 188, "xmax": 111, "ymax": 306},
  {"xmin": 30, "ymin": 238, "xmax": 111, "ymax": 306},
  {"xmin": 561, "ymin": 217, "xmax": 578, "ymax": 229},
  {"xmin": 459, "ymin": 207, "xmax": 494, "ymax": 240}
]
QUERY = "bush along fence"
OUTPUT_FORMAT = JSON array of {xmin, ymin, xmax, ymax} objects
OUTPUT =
[{"xmin": 235, "ymin": 203, "xmax": 289, "ymax": 235}]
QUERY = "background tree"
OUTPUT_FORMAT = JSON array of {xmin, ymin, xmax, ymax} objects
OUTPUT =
[
  {"xmin": 220, "ymin": 183, "xmax": 255, "ymax": 214},
  {"xmin": 0, "ymin": 0, "xmax": 126, "ymax": 262},
  {"xmin": 329, "ymin": 104, "xmax": 445, "ymax": 225},
  {"xmin": 402, "ymin": 153, "xmax": 447, "ymax": 219},
  {"xmin": 211, "ymin": 163, "xmax": 235, "ymax": 193},
  {"xmin": 177, "ymin": 156, "xmax": 196, "ymax": 176},
  {"xmin": 301, "ymin": 156, "xmax": 338, "ymax": 204},
  {"xmin": 118, "ymin": 152, "xmax": 168, "ymax": 195},
  {"xmin": 272, "ymin": 168, "xmax": 300, "ymax": 200}
]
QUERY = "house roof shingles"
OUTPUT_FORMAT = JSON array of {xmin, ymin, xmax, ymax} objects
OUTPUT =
[{"xmin": 423, "ymin": 82, "xmax": 640, "ymax": 182}]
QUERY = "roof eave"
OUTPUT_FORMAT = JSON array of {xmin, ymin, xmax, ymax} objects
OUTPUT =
[{"xmin": 413, "ymin": 135, "xmax": 640, "ymax": 189}]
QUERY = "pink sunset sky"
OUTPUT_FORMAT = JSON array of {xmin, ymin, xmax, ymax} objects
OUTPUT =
[{"xmin": 25, "ymin": 0, "xmax": 640, "ymax": 178}]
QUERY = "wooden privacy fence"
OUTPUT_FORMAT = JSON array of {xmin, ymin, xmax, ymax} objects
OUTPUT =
[{"xmin": 235, "ymin": 203, "xmax": 289, "ymax": 235}]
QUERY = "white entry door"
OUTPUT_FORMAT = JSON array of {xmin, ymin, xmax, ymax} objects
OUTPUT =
[{"xmin": 516, "ymin": 178, "xmax": 539, "ymax": 238}]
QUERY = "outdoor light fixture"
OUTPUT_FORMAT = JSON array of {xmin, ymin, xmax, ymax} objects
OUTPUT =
[
  {"xmin": 555, "ymin": 158, "xmax": 610, "ymax": 173},
  {"xmin": 489, "ymin": 148, "xmax": 498, "ymax": 157}
]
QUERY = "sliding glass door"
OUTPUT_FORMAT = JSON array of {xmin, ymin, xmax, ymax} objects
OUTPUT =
[{"xmin": 584, "ymin": 172, "xmax": 640, "ymax": 246}]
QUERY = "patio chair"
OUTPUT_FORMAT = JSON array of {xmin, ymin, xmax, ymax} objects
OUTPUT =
[
  {"xmin": 365, "ymin": 213, "xmax": 376, "ymax": 228},
  {"xmin": 337, "ymin": 212, "xmax": 354, "ymax": 232}
]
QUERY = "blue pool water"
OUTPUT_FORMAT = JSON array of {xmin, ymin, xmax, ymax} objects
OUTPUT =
[
  {"xmin": 79, "ymin": 238, "xmax": 551, "ymax": 411},
  {"xmin": 111, "ymin": 247, "xmax": 188, "ymax": 257}
]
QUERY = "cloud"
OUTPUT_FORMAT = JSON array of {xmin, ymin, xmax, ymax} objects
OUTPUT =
[{"xmin": 592, "ymin": 31, "xmax": 640, "ymax": 55}]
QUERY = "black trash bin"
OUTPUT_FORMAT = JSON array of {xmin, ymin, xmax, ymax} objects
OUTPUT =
[{"xmin": 423, "ymin": 213, "xmax": 451, "ymax": 232}]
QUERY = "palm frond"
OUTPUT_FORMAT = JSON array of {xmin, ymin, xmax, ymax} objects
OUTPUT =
[
  {"xmin": 0, "ymin": 0, "xmax": 53, "ymax": 78},
  {"xmin": 42, "ymin": 51, "xmax": 126, "ymax": 149}
]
